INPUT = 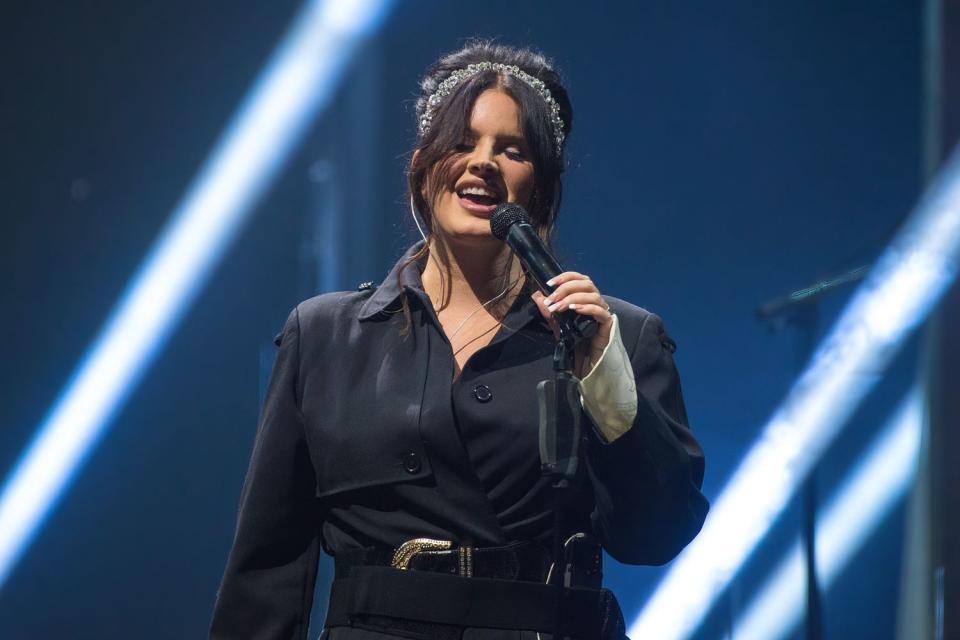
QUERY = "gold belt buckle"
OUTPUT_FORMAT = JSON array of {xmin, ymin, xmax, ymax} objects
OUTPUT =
[{"xmin": 391, "ymin": 537, "xmax": 473, "ymax": 576}]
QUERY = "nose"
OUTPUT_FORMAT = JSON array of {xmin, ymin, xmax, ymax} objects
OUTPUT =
[{"xmin": 467, "ymin": 143, "xmax": 498, "ymax": 176}]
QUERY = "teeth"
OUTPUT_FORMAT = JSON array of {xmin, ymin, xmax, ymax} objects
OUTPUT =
[{"xmin": 459, "ymin": 186, "xmax": 497, "ymax": 198}]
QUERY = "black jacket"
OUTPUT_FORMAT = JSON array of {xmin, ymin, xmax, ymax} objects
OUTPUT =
[{"xmin": 210, "ymin": 245, "xmax": 709, "ymax": 639}]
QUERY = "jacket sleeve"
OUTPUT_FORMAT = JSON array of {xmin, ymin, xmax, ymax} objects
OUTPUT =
[
  {"xmin": 585, "ymin": 311, "xmax": 709, "ymax": 566},
  {"xmin": 210, "ymin": 306, "xmax": 322, "ymax": 639}
]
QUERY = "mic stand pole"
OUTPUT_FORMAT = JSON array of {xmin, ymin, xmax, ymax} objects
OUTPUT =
[
  {"xmin": 538, "ymin": 325, "xmax": 585, "ymax": 640},
  {"xmin": 755, "ymin": 263, "xmax": 868, "ymax": 640}
]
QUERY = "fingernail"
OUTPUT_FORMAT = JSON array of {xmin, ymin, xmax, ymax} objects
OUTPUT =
[
  {"xmin": 544, "ymin": 296, "xmax": 554, "ymax": 305},
  {"xmin": 547, "ymin": 302, "xmax": 560, "ymax": 312},
  {"xmin": 546, "ymin": 278, "xmax": 556, "ymax": 287},
  {"xmin": 568, "ymin": 303, "xmax": 578, "ymax": 310}
]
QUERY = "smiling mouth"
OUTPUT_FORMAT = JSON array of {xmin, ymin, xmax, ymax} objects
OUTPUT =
[{"xmin": 456, "ymin": 186, "xmax": 503, "ymax": 212}]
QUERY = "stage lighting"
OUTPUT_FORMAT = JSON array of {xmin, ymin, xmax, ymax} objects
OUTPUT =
[
  {"xmin": 629, "ymin": 145, "xmax": 960, "ymax": 640},
  {"xmin": 734, "ymin": 389, "xmax": 922, "ymax": 640},
  {"xmin": 0, "ymin": 0, "xmax": 393, "ymax": 587}
]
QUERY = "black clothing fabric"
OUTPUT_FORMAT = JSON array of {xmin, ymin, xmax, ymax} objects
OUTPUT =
[
  {"xmin": 323, "ymin": 563, "xmax": 622, "ymax": 639},
  {"xmin": 210, "ymin": 244, "xmax": 709, "ymax": 640}
]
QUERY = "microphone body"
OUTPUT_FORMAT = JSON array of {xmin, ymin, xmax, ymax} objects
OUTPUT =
[{"xmin": 491, "ymin": 204, "xmax": 597, "ymax": 339}]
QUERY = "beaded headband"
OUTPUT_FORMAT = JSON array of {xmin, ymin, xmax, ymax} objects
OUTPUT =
[{"xmin": 417, "ymin": 62, "xmax": 566, "ymax": 154}]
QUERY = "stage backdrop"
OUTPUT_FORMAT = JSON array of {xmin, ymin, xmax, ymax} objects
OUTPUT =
[{"xmin": 0, "ymin": 2, "xmax": 921, "ymax": 638}]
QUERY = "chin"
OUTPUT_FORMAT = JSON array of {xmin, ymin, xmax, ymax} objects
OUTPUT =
[
  {"xmin": 433, "ymin": 198, "xmax": 501, "ymax": 242},
  {"xmin": 443, "ymin": 225, "xmax": 501, "ymax": 247}
]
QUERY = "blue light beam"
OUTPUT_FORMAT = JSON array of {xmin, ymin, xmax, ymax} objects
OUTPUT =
[
  {"xmin": 0, "ymin": 0, "xmax": 393, "ymax": 587},
  {"xmin": 734, "ymin": 389, "xmax": 922, "ymax": 640},
  {"xmin": 630, "ymin": 145, "xmax": 960, "ymax": 640}
]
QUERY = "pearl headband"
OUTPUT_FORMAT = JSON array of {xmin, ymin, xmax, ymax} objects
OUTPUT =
[{"xmin": 418, "ymin": 62, "xmax": 566, "ymax": 155}]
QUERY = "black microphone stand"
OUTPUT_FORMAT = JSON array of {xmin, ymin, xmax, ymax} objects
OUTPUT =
[
  {"xmin": 538, "ymin": 318, "xmax": 591, "ymax": 640},
  {"xmin": 754, "ymin": 263, "xmax": 868, "ymax": 640},
  {"xmin": 491, "ymin": 204, "xmax": 598, "ymax": 637}
]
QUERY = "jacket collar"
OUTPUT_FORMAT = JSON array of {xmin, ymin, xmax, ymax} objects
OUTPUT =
[
  {"xmin": 358, "ymin": 242, "xmax": 427, "ymax": 321},
  {"xmin": 358, "ymin": 242, "xmax": 545, "ymax": 332}
]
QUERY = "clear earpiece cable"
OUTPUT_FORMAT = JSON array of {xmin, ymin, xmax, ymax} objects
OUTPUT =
[{"xmin": 410, "ymin": 195, "xmax": 428, "ymax": 244}]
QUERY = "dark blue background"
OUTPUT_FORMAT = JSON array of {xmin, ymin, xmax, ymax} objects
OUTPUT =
[{"xmin": 0, "ymin": 1, "xmax": 923, "ymax": 638}]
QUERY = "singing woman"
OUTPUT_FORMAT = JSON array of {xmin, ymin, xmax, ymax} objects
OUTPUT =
[{"xmin": 210, "ymin": 40, "xmax": 708, "ymax": 640}]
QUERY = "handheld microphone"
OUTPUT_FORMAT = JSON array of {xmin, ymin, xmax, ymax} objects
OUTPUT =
[{"xmin": 490, "ymin": 203, "xmax": 597, "ymax": 339}]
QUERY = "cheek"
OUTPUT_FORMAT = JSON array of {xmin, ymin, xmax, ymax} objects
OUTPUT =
[
  {"xmin": 512, "ymin": 168, "xmax": 536, "ymax": 204},
  {"xmin": 425, "ymin": 172, "xmax": 457, "ymax": 214},
  {"xmin": 426, "ymin": 158, "xmax": 465, "ymax": 199}
]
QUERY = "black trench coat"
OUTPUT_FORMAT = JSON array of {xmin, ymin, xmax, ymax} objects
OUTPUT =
[{"xmin": 210, "ymin": 244, "xmax": 709, "ymax": 640}]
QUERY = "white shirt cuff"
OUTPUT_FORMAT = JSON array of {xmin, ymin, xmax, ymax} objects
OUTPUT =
[{"xmin": 578, "ymin": 314, "xmax": 638, "ymax": 443}]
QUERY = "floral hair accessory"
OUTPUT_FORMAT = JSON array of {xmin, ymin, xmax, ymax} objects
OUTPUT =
[{"xmin": 418, "ymin": 61, "xmax": 566, "ymax": 154}]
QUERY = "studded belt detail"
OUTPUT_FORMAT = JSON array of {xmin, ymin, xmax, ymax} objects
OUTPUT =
[
  {"xmin": 335, "ymin": 537, "xmax": 601, "ymax": 588},
  {"xmin": 390, "ymin": 537, "xmax": 452, "ymax": 570}
]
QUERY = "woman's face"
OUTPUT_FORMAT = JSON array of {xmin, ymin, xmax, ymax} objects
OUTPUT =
[{"xmin": 428, "ymin": 88, "xmax": 535, "ymax": 244}]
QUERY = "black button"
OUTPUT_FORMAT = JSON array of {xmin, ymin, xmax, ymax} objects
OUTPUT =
[
  {"xmin": 402, "ymin": 452, "xmax": 421, "ymax": 474},
  {"xmin": 473, "ymin": 384, "xmax": 492, "ymax": 403}
]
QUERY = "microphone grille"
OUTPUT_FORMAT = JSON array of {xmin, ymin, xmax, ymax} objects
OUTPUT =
[{"xmin": 490, "ymin": 203, "xmax": 531, "ymax": 240}]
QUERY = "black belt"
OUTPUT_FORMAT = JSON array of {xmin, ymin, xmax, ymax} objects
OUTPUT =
[
  {"xmin": 325, "ymin": 539, "xmax": 624, "ymax": 639},
  {"xmin": 334, "ymin": 539, "xmax": 599, "ymax": 584}
]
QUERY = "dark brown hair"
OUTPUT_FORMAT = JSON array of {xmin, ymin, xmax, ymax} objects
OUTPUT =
[{"xmin": 399, "ymin": 40, "xmax": 574, "ymax": 331}]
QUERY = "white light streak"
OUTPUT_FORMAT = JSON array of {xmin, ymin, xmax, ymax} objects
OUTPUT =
[
  {"xmin": 0, "ymin": 0, "xmax": 393, "ymax": 587},
  {"xmin": 630, "ymin": 145, "xmax": 960, "ymax": 640},
  {"xmin": 734, "ymin": 389, "xmax": 922, "ymax": 640}
]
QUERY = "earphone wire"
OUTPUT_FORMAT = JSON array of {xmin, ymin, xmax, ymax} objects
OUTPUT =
[
  {"xmin": 537, "ymin": 532, "xmax": 588, "ymax": 640},
  {"xmin": 410, "ymin": 194, "xmax": 429, "ymax": 244}
]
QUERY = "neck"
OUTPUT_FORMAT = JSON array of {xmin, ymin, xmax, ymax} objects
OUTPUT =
[{"xmin": 421, "ymin": 237, "xmax": 523, "ymax": 311}]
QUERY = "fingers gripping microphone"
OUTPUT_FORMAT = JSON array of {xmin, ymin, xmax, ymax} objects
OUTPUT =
[{"xmin": 490, "ymin": 203, "xmax": 597, "ymax": 340}]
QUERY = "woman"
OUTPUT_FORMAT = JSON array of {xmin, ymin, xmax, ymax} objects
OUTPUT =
[{"xmin": 210, "ymin": 41, "xmax": 708, "ymax": 640}]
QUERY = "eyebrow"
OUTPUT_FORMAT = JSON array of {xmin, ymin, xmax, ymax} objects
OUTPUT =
[{"xmin": 465, "ymin": 129, "xmax": 526, "ymax": 144}]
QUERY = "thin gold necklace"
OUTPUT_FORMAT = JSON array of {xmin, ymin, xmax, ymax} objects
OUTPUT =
[{"xmin": 446, "ymin": 275, "xmax": 522, "ymax": 343}]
